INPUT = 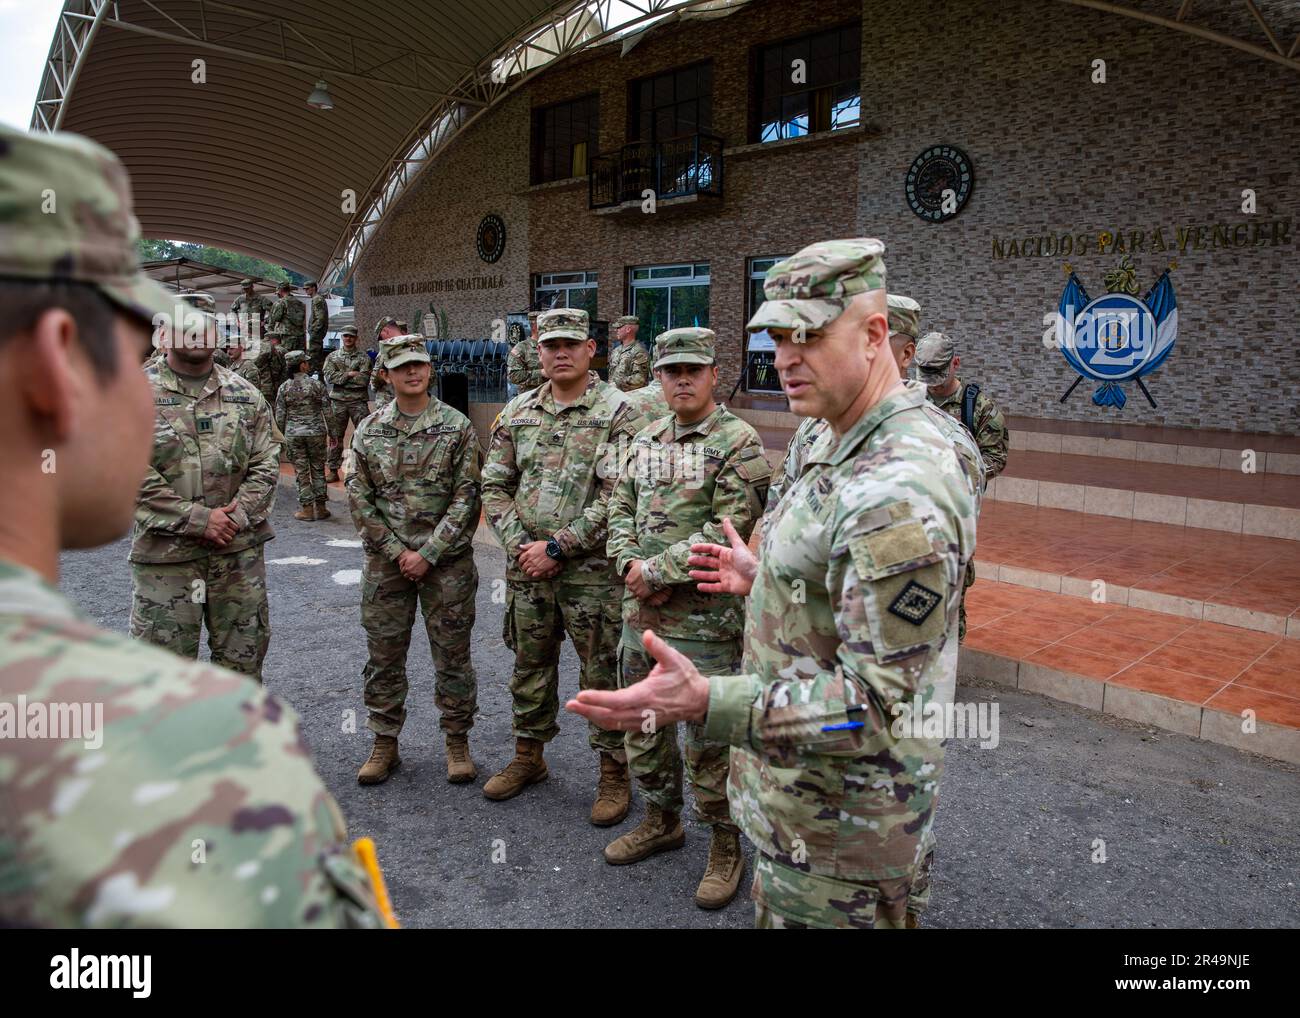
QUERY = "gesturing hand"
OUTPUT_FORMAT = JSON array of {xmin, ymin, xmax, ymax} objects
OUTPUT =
[
  {"xmin": 688, "ymin": 516, "xmax": 757, "ymax": 597},
  {"xmin": 566, "ymin": 629, "xmax": 709, "ymax": 730}
]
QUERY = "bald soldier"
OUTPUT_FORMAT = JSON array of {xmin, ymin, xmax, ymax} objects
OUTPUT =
[
  {"xmin": 604, "ymin": 327, "xmax": 771, "ymax": 910},
  {"xmin": 609, "ymin": 315, "xmax": 650, "ymax": 392},
  {"xmin": 323, "ymin": 325, "xmax": 372, "ymax": 482},
  {"xmin": 914, "ymin": 331, "xmax": 1007, "ymax": 641},
  {"xmin": 0, "ymin": 121, "xmax": 382, "ymax": 928},
  {"xmin": 569, "ymin": 239, "xmax": 977, "ymax": 929},
  {"xmin": 481, "ymin": 307, "xmax": 646, "ymax": 823}
]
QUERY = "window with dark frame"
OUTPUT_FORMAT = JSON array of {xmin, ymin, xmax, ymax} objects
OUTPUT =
[
  {"xmin": 753, "ymin": 23, "xmax": 861, "ymax": 144},
  {"xmin": 532, "ymin": 94, "xmax": 600, "ymax": 185},
  {"xmin": 628, "ymin": 62, "xmax": 713, "ymax": 143}
]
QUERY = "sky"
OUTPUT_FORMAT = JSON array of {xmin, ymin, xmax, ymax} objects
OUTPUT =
[{"xmin": 0, "ymin": 0, "xmax": 70, "ymax": 130}]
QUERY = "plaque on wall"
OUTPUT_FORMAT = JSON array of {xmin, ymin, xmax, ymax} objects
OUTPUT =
[
  {"xmin": 476, "ymin": 213, "xmax": 506, "ymax": 263},
  {"xmin": 905, "ymin": 145, "xmax": 974, "ymax": 222}
]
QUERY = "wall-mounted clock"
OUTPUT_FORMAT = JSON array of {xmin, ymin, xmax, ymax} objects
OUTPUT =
[{"xmin": 905, "ymin": 145, "xmax": 974, "ymax": 222}]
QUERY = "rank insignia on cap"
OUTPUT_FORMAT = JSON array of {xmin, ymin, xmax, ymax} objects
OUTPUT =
[{"xmin": 888, "ymin": 579, "xmax": 942, "ymax": 625}]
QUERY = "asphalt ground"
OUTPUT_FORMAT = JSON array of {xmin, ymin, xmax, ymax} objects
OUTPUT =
[{"xmin": 57, "ymin": 479, "xmax": 1300, "ymax": 929}]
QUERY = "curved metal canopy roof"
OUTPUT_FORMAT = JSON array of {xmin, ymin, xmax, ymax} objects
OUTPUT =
[{"xmin": 31, "ymin": 0, "xmax": 1300, "ymax": 285}]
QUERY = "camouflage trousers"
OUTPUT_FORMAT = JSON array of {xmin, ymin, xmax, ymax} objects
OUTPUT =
[
  {"xmin": 751, "ymin": 854, "xmax": 914, "ymax": 930},
  {"xmin": 361, "ymin": 550, "xmax": 478, "ymax": 737},
  {"xmin": 308, "ymin": 341, "xmax": 327, "ymax": 379},
  {"xmin": 959, "ymin": 558, "xmax": 976, "ymax": 642},
  {"xmin": 619, "ymin": 623, "xmax": 737, "ymax": 826},
  {"xmin": 502, "ymin": 579, "xmax": 624, "ymax": 759},
  {"xmin": 286, "ymin": 435, "xmax": 327, "ymax": 506},
  {"xmin": 129, "ymin": 544, "xmax": 270, "ymax": 682},
  {"xmin": 325, "ymin": 398, "xmax": 369, "ymax": 470}
]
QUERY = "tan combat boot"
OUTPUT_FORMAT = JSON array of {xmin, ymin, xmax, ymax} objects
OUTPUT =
[
  {"xmin": 314, "ymin": 499, "xmax": 331, "ymax": 519},
  {"xmin": 293, "ymin": 505, "xmax": 314, "ymax": 521},
  {"xmin": 603, "ymin": 803, "xmax": 686, "ymax": 864},
  {"xmin": 591, "ymin": 752, "xmax": 631, "ymax": 826},
  {"xmin": 694, "ymin": 825, "xmax": 744, "ymax": 909},
  {"xmin": 357, "ymin": 734, "xmax": 401, "ymax": 785},
  {"xmin": 445, "ymin": 734, "xmax": 477, "ymax": 784},
  {"xmin": 482, "ymin": 737, "xmax": 547, "ymax": 800}
]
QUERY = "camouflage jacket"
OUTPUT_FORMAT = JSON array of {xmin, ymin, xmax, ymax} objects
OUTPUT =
[
  {"xmin": 932, "ymin": 378, "xmax": 1008, "ymax": 480},
  {"xmin": 0, "ymin": 560, "xmax": 383, "ymax": 928},
  {"xmin": 132, "ymin": 361, "xmax": 278, "ymax": 565},
  {"xmin": 347, "ymin": 398, "xmax": 481, "ymax": 565},
  {"xmin": 254, "ymin": 344, "xmax": 287, "ymax": 404},
  {"xmin": 607, "ymin": 406, "xmax": 771, "ymax": 640},
  {"xmin": 268, "ymin": 297, "xmax": 306, "ymax": 349},
  {"xmin": 621, "ymin": 379, "xmax": 671, "ymax": 426},
  {"xmin": 703, "ymin": 383, "xmax": 976, "ymax": 882},
  {"xmin": 483, "ymin": 371, "xmax": 642, "ymax": 584},
  {"xmin": 506, "ymin": 338, "xmax": 545, "ymax": 390},
  {"xmin": 324, "ymin": 348, "xmax": 371, "ymax": 401},
  {"xmin": 308, "ymin": 294, "xmax": 329, "ymax": 344},
  {"xmin": 610, "ymin": 341, "xmax": 650, "ymax": 391},
  {"xmin": 231, "ymin": 292, "xmax": 276, "ymax": 339},
  {"xmin": 228, "ymin": 356, "xmax": 262, "ymax": 393},
  {"xmin": 275, "ymin": 373, "xmax": 328, "ymax": 438}
]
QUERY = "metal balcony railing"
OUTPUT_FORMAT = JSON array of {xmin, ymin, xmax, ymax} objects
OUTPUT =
[{"xmin": 589, "ymin": 133, "xmax": 724, "ymax": 209}]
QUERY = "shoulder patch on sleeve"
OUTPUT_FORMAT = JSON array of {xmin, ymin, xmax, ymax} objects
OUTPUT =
[{"xmin": 733, "ymin": 446, "xmax": 772, "ymax": 484}]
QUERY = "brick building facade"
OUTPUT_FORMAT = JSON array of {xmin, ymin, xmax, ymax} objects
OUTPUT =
[{"xmin": 354, "ymin": 0, "xmax": 1299, "ymax": 435}]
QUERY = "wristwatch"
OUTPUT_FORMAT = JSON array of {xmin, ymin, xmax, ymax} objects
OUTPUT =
[{"xmin": 545, "ymin": 538, "xmax": 563, "ymax": 561}]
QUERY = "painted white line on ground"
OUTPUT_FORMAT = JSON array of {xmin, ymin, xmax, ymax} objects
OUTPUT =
[
  {"xmin": 327, "ymin": 539, "xmax": 363, "ymax": 548},
  {"xmin": 269, "ymin": 557, "xmax": 328, "ymax": 565},
  {"xmin": 332, "ymin": 569, "xmax": 362, "ymax": 586}
]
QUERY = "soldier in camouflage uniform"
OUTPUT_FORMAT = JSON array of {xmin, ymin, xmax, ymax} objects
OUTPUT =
[
  {"xmin": 305, "ymin": 280, "xmax": 330, "ymax": 378},
  {"xmin": 609, "ymin": 315, "xmax": 650, "ymax": 392},
  {"xmin": 481, "ymin": 307, "xmax": 647, "ymax": 824},
  {"xmin": 226, "ymin": 333, "xmax": 262, "ymax": 391},
  {"xmin": 254, "ymin": 325, "xmax": 289, "ymax": 404},
  {"xmin": 348, "ymin": 335, "xmax": 482, "ymax": 786},
  {"xmin": 230, "ymin": 278, "xmax": 275, "ymax": 352},
  {"xmin": 371, "ymin": 315, "xmax": 408, "ymax": 411},
  {"xmin": 276, "ymin": 350, "xmax": 330, "ymax": 521},
  {"xmin": 506, "ymin": 308, "xmax": 546, "ymax": 393},
  {"xmin": 268, "ymin": 280, "xmax": 307, "ymax": 353},
  {"xmin": 324, "ymin": 326, "xmax": 372, "ymax": 481},
  {"xmin": 0, "ymin": 123, "xmax": 383, "ymax": 928},
  {"xmin": 131, "ymin": 294, "xmax": 280, "ymax": 683},
  {"xmin": 570, "ymin": 240, "xmax": 977, "ymax": 929},
  {"xmin": 604, "ymin": 327, "xmax": 771, "ymax": 910},
  {"xmin": 915, "ymin": 331, "xmax": 1007, "ymax": 642}
]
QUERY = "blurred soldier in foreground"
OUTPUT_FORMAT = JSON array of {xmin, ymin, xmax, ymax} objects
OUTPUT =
[
  {"xmin": 305, "ymin": 280, "xmax": 330, "ymax": 378},
  {"xmin": 604, "ymin": 327, "xmax": 770, "ymax": 909},
  {"xmin": 0, "ymin": 122, "xmax": 381, "ymax": 928},
  {"xmin": 277, "ymin": 350, "xmax": 330, "ymax": 521},
  {"xmin": 609, "ymin": 315, "xmax": 649, "ymax": 392},
  {"xmin": 569, "ymin": 240, "xmax": 976, "ymax": 928},
  {"xmin": 481, "ymin": 308, "xmax": 644, "ymax": 823},
  {"xmin": 324, "ymin": 326, "xmax": 371, "ymax": 482},
  {"xmin": 132, "ymin": 287, "xmax": 280, "ymax": 683},
  {"xmin": 915, "ymin": 331, "xmax": 1006, "ymax": 641},
  {"xmin": 268, "ymin": 280, "xmax": 306, "ymax": 352},
  {"xmin": 506, "ymin": 309, "xmax": 546, "ymax": 394},
  {"xmin": 348, "ymin": 335, "xmax": 482, "ymax": 785}
]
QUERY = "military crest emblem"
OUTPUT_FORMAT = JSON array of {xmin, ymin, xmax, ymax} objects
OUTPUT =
[{"xmin": 1054, "ymin": 255, "xmax": 1178, "ymax": 409}]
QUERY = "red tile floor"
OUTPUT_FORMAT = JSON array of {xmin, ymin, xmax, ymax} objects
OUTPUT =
[
  {"xmin": 964, "ymin": 580, "xmax": 1300, "ymax": 730},
  {"xmin": 977, "ymin": 501, "xmax": 1300, "ymax": 621}
]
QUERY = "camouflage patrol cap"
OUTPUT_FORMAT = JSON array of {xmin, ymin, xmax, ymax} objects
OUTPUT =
[
  {"xmin": 538, "ymin": 307, "xmax": 589, "ymax": 342},
  {"xmin": 914, "ymin": 331, "xmax": 957, "ymax": 385},
  {"xmin": 240, "ymin": 278, "xmax": 255, "ymax": 288},
  {"xmin": 380, "ymin": 333, "xmax": 430, "ymax": 369},
  {"xmin": 0, "ymin": 123, "xmax": 183, "ymax": 327},
  {"xmin": 373, "ymin": 315, "xmax": 406, "ymax": 337},
  {"xmin": 887, "ymin": 294, "xmax": 921, "ymax": 339},
  {"xmin": 304, "ymin": 279, "xmax": 318, "ymax": 288},
  {"xmin": 284, "ymin": 350, "xmax": 308, "ymax": 368},
  {"xmin": 340, "ymin": 326, "xmax": 357, "ymax": 337},
  {"xmin": 613, "ymin": 315, "xmax": 638, "ymax": 328},
  {"xmin": 746, "ymin": 238, "xmax": 886, "ymax": 335},
  {"xmin": 266, "ymin": 326, "xmax": 290, "ymax": 339},
  {"xmin": 177, "ymin": 291, "xmax": 217, "ymax": 314},
  {"xmin": 526, "ymin": 309, "xmax": 542, "ymax": 322},
  {"xmin": 654, "ymin": 327, "xmax": 715, "ymax": 369}
]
